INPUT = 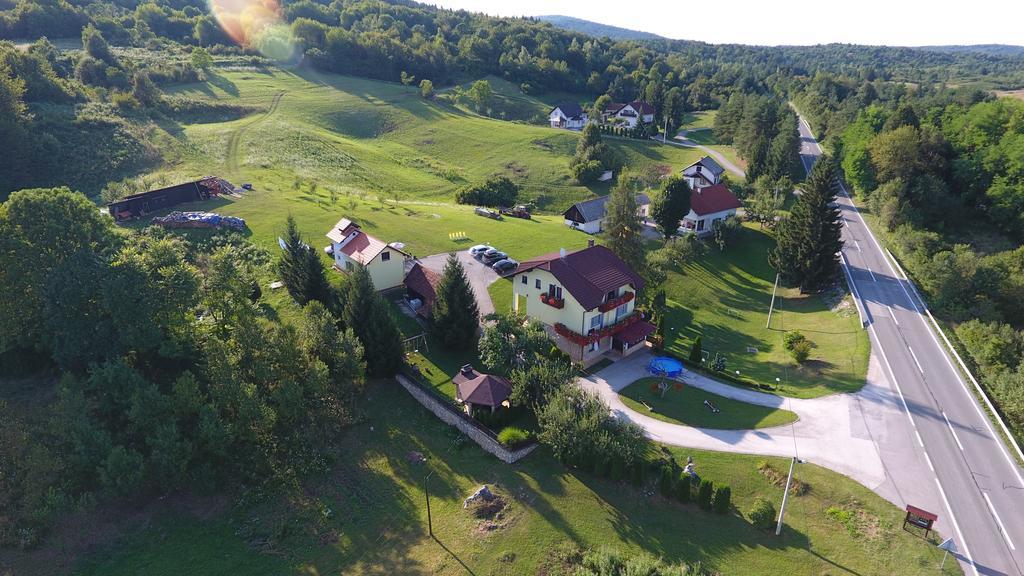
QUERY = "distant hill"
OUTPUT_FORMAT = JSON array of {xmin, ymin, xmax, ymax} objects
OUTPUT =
[
  {"xmin": 536, "ymin": 15, "xmax": 663, "ymax": 41},
  {"xmin": 917, "ymin": 44, "xmax": 1024, "ymax": 58}
]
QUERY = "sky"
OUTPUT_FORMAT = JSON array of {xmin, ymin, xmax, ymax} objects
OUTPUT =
[{"xmin": 423, "ymin": 0, "xmax": 1024, "ymax": 47}]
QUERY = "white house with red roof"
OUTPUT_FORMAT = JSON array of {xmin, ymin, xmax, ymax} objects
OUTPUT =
[
  {"xmin": 326, "ymin": 217, "xmax": 409, "ymax": 290},
  {"xmin": 680, "ymin": 183, "xmax": 742, "ymax": 236},
  {"xmin": 603, "ymin": 100, "xmax": 655, "ymax": 128}
]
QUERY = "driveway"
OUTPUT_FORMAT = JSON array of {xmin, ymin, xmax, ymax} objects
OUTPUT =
[
  {"xmin": 664, "ymin": 131, "xmax": 746, "ymax": 179},
  {"xmin": 580, "ymin": 350, "xmax": 943, "ymax": 524},
  {"xmin": 416, "ymin": 250, "xmax": 499, "ymax": 318}
]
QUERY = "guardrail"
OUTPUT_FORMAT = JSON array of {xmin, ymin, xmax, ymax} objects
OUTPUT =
[{"xmin": 884, "ymin": 248, "xmax": 1024, "ymax": 467}]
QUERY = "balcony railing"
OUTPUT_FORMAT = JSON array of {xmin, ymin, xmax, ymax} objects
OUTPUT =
[
  {"xmin": 598, "ymin": 291, "xmax": 634, "ymax": 313},
  {"xmin": 554, "ymin": 311, "xmax": 642, "ymax": 346},
  {"xmin": 540, "ymin": 293, "xmax": 565, "ymax": 309}
]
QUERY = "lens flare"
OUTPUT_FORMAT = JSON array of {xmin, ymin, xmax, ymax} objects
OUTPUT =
[{"xmin": 208, "ymin": 0, "xmax": 298, "ymax": 62}]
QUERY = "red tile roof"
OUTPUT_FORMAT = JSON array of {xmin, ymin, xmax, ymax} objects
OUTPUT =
[
  {"xmin": 615, "ymin": 320, "xmax": 656, "ymax": 345},
  {"xmin": 326, "ymin": 217, "xmax": 407, "ymax": 264},
  {"xmin": 514, "ymin": 245, "xmax": 644, "ymax": 310},
  {"xmin": 628, "ymin": 100, "xmax": 655, "ymax": 114},
  {"xmin": 404, "ymin": 263, "xmax": 441, "ymax": 318},
  {"xmin": 690, "ymin": 183, "xmax": 742, "ymax": 216},
  {"xmin": 453, "ymin": 366, "xmax": 511, "ymax": 407}
]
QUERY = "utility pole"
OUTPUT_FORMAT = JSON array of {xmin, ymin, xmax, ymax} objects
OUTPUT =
[
  {"xmin": 776, "ymin": 456, "xmax": 796, "ymax": 536},
  {"xmin": 424, "ymin": 476, "xmax": 433, "ymax": 537},
  {"xmin": 663, "ymin": 114, "xmax": 669, "ymax": 144}
]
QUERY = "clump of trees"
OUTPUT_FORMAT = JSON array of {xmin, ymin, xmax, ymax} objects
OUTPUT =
[
  {"xmin": 769, "ymin": 158, "xmax": 843, "ymax": 292},
  {"xmin": 650, "ymin": 175, "xmax": 692, "ymax": 240},
  {"xmin": 714, "ymin": 94, "xmax": 802, "ymax": 184},
  {"xmin": 0, "ymin": 188, "xmax": 370, "ymax": 547},
  {"xmin": 454, "ymin": 175, "xmax": 519, "ymax": 207},
  {"xmin": 571, "ymin": 122, "xmax": 617, "ymax": 184}
]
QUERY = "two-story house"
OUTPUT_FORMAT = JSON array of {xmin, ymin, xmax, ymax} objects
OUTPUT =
[
  {"xmin": 509, "ymin": 242, "xmax": 655, "ymax": 366},
  {"xmin": 679, "ymin": 183, "xmax": 742, "ymax": 237},
  {"xmin": 549, "ymin": 102, "xmax": 588, "ymax": 130},
  {"xmin": 682, "ymin": 156, "xmax": 725, "ymax": 190},
  {"xmin": 603, "ymin": 100, "xmax": 655, "ymax": 128},
  {"xmin": 326, "ymin": 217, "xmax": 409, "ymax": 290}
]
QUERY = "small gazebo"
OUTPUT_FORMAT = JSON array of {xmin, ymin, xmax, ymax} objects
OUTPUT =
[{"xmin": 453, "ymin": 364, "xmax": 511, "ymax": 414}]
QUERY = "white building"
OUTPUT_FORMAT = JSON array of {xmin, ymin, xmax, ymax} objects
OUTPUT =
[
  {"xmin": 549, "ymin": 102, "xmax": 588, "ymax": 130},
  {"xmin": 680, "ymin": 183, "xmax": 742, "ymax": 236},
  {"xmin": 682, "ymin": 156, "xmax": 726, "ymax": 190},
  {"xmin": 326, "ymin": 217, "xmax": 409, "ymax": 290},
  {"xmin": 603, "ymin": 100, "xmax": 655, "ymax": 128}
]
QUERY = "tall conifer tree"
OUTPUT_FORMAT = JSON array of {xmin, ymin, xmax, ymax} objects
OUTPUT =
[
  {"xmin": 602, "ymin": 180, "xmax": 646, "ymax": 272},
  {"xmin": 277, "ymin": 216, "xmax": 336, "ymax": 309},
  {"xmin": 430, "ymin": 253, "xmax": 479, "ymax": 348},
  {"xmin": 340, "ymin": 264, "xmax": 404, "ymax": 376}
]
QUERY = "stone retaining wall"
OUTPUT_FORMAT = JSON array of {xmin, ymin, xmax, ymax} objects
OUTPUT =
[{"xmin": 396, "ymin": 374, "xmax": 537, "ymax": 464}]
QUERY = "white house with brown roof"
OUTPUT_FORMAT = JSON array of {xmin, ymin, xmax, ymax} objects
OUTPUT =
[
  {"xmin": 603, "ymin": 100, "xmax": 655, "ymax": 128},
  {"xmin": 508, "ymin": 242, "xmax": 654, "ymax": 366},
  {"xmin": 326, "ymin": 217, "xmax": 409, "ymax": 291},
  {"xmin": 682, "ymin": 156, "xmax": 726, "ymax": 190}
]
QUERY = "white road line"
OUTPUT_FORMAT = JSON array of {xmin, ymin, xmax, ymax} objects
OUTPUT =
[
  {"xmin": 867, "ymin": 267, "xmax": 877, "ymax": 282},
  {"xmin": 854, "ymin": 240, "xmax": 862, "ymax": 252},
  {"xmin": 982, "ymin": 492, "xmax": 1016, "ymax": 551},
  {"xmin": 887, "ymin": 305, "xmax": 899, "ymax": 326},
  {"xmin": 923, "ymin": 451, "xmax": 935, "ymax": 472},
  {"xmin": 943, "ymin": 411, "xmax": 966, "ymax": 452},
  {"xmin": 907, "ymin": 346, "xmax": 924, "ymax": 374},
  {"xmin": 934, "ymin": 478, "xmax": 979, "ymax": 576},
  {"xmin": 915, "ymin": 429, "xmax": 925, "ymax": 448}
]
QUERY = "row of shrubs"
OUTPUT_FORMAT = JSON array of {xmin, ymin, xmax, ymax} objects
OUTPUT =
[{"xmin": 658, "ymin": 466, "xmax": 731, "ymax": 514}]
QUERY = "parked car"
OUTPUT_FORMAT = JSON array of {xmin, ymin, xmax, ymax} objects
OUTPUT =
[
  {"xmin": 482, "ymin": 250, "xmax": 508, "ymax": 265},
  {"xmin": 492, "ymin": 258, "xmax": 518, "ymax": 274},
  {"xmin": 469, "ymin": 244, "xmax": 491, "ymax": 258}
]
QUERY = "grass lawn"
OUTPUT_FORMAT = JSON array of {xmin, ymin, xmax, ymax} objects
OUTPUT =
[
  {"xmin": 662, "ymin": 224, "xmax": 870, "ymax": 398},
  {"xmin": 677, "ymin": 110, "xmax": 746, "ymax": 171},
  {"xmin": 619, "ymin": 377, "xmax": 798, "ymax": 429},
  {"xmin": 488, "ymin": 277, "xmax": 514, "ymax": 316},
  {"xmin": 71, "ymin": 379, "xmax": 959, "ymax": 576}
]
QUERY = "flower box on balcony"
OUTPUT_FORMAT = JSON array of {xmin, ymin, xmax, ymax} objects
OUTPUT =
[
  {"xmin": 540, "ymin": 293, "xmax": 565, "ymax": 309},
  {"xmin": 598, "ymin": 291, "xmax": 635, "ymax": 313}
]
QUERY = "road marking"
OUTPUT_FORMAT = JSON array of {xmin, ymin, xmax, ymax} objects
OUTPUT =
[
  {"xmin": 907, "ymin": 346, "xmax": 924, "ymax": 374},
  {"xmin": 934, "ymin": 478, "xmax": 979, "ymax": 576},
  {"xmin": 923, "ymin": 451, "xmax": 935, "ymax": 472},
  {"xmin": 867, "ymin": 267, "xmax": 877, "ymax": 282},
  {"xmin": 887, "ymin": 305, "xmax": 899, "ymax": 325},
  {"xmin": 855, "ymin": 240, "xmax": 862, "ymax": 252},
  {"xmin": 943, "ymin": 411, "xmax": 966, "ymax": 452},
  {"xmin": 915, "ymin": 429, "xmax": 925, "ymax": 448},
  {"xmin": 982, "ymin": 492, "xmax": 1016, "ymax": 551}
]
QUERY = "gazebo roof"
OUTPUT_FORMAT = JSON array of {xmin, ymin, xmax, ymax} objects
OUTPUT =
[{"xmin": 452, "ymin": 365, "xmax": 511, "ymax": 407}]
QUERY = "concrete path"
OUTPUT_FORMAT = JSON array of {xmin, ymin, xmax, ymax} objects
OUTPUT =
[
  {"xmin": 417, "ymin": 250, "xmax": 499, "ymax": 318},
  {"xmin": 579, "ymin": 350, "xmax": 936, "ymax": 511}
]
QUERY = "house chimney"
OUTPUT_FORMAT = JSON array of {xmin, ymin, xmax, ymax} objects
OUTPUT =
[
  {"xmin": 588, "ymin": 239, "xmax": 595, "ymax": 248},
  {"xmin": 460, "ymin": 364, "xmax": 474, "ymax": 376},
  {"xmin": 560, "ymin": 247, "xmax": 567, "ymax": 260}
]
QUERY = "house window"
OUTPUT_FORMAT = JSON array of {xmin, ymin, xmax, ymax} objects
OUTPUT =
[
  {"xmin": 697, "ymin": 219, "xmax": 705, "ymax": 231},
  {"xmin": 521, "ymin": 275, "xmax": 528, "ymax": 285},
  {"xmin": 695, "ymin": 165, "xmax": 702, "ymax": 173},
  {"xmin": 616, "ymin": 302, "xmax": 630, "ymax": 320},
  {"xmin": 606, "ymin": 289, "xmax": 618, "ymax": 302},
  {"xmin": 547, "ymin": 284, "xmax": 562, "ymax": 299},
  {"xmin": 590, "ymin": 315, "xmax": 603, "ymax": 330},
  {"xmin": 345, "ymin": 261, "xmax": 354, "ymax": 271},
  {"xmin": 535, "ymin": 279, "xmax": 541, "ymax": 289},
  {"xmin": 381, "ymin": 251, "xmax": 391, "ymax": 262}
]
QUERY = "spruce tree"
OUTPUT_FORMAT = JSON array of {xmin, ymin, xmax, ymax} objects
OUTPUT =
[
  {"xmin": 650, "ymin": 175, "xmax": 691, "ymax": 239},
  {"xmin": 769, "ymin": 158, "xmax": 844, "ymax": 292},
  {"xmin": 340, "ymin": 264, "xmax": 404, "ymax": 376},
  {"xmin": 430, "ymin": 253, "xmax": 480, "ymax": 349},
  {"xmin": 278, "ymin": 216, "xmax": 336, "ymax": 308},
  {"xmin": 602, "ymin": 180, "xmax": 646, "ymax": 272}
]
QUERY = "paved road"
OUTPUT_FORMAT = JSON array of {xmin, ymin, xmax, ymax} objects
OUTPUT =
[
  {"xmin": 666, "ymin": 130, "xmax": 746, "ymax": 179},
  {"xmin": 797, "ymin": 113, "xmax": 1024, "ymax": 576}
]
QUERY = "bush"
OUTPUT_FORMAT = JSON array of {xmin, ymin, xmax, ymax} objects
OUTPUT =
[
  {"xmin": 631, "ymin": 461, "xmax": 646, "ymax": 487},
  {"xmin": 790, "ymin": 339, "xmax": 812, "ymax": 363},
  {"xmin": 689, "ymin": 336, "xmax": 703, "ymax": 364},
  {"xmin": 610, "ymin": 457, "xmax": 624, "ymax": 481},
  {"xmin": 571, "ymin": 159, "xmax": 604, "ymax": 184},
  {"xmin": 697, "ymin": 479, "xmax": 714, "ymax": 510},
  {"xmin": 712, "ymin": 485, "xmax": 731, "ymax": 514},
  {"xmin": 748, "ymin": 497, "xmax": 777, "ymax": 531},
  {"xmin": 783, "ymin": 330, "xmax": 806, "ymax": 350},
  {"xmin": 676, "ymin": 472, "xmax": 691, "ymax": 503},
  {"xmin": 454, "ymin": 175, "xmax": 519, "ymax": 207},
  {"xmin": 497, "ymin": 426, "xmax": 530, "ymax": 448},
  {"xmin": 659, "ymin": 465, "xmax": 675, "ymax": 497}
]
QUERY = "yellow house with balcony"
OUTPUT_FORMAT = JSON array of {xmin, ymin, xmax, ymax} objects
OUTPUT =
[{"xmin": 509, "ymin": 243, "xmax": 655, "ymax": 366}]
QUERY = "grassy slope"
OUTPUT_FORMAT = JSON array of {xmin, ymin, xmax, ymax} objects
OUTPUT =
[
  {"xmin": 678, "ymin": 110, "xmax": 746, "ymax": 170},
  {"xmin": 619, "ymin": 377, "xmax": 798, "ymax": 429},
  {"xmin": 662, "ymin": 224, "xmax": 870, "ymax": 398},
  {"xmin": 74, "ymin": 380, "xmax": 958, "ymax": 576},
  {"xmin": 145, "ymin": 67, "xmax": 702, "ymax": 259}
]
